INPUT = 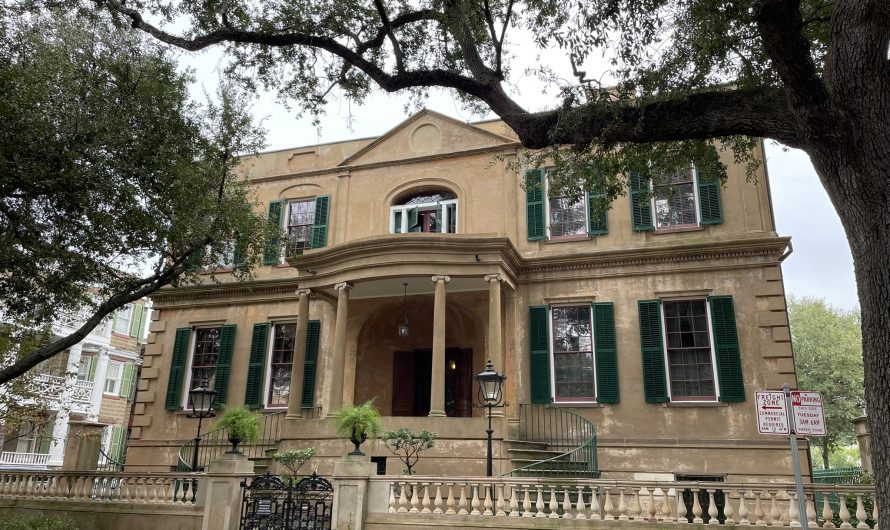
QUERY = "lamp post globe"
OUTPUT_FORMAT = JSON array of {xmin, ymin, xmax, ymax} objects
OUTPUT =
[
  {"xmin": 475, "ymin": 359, "xmax": 506, "ymax": 477},
  {"xmin": 187, "ymin": 380, "xmax": 216, "ymax": 472}
]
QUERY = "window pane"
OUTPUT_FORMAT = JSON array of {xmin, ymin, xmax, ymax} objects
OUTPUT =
[
  {"xmin": 113, "ymin": 305, "xmax": 132, "ymax": 334},
  {"xmin": 548, "ymin": 195, "xmax": 587, "ymax": 237},
  {"xmin": 654, "ymin": 170, "xmax": 697, "ymax": 228},
  {"xmin": 552, "ymin": 306, "xmax": 595, "ymax": 400},
  {"xmin": 664, "ymin": 300, "xmax": 715, "ymax": 398},
  {"xmin": 191, "ymin": 327, "xmax": 221, "ymax": 390},
  {"xmin": 268, "ymin": 323, "xmax": 297, "ymax": 407},
  {"xmin": 287, "ymin": 200, "xmax": 317, "ymax": 255}
]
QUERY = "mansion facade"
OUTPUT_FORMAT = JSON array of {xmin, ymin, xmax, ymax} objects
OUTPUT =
[{"xmin": 127, "ymin": 110, "xmax": 801, "ymax": 481}]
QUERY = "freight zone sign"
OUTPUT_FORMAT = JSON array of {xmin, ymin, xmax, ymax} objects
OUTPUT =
[
  {"xmin": 756, "ymin": 391, "xmax": 790, "ymax": 434},
  {"xmin": 790, "ymin": 391, "xmax": 827, "ymax": 436}
]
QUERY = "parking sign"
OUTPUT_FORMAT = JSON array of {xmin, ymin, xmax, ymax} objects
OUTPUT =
[
  {"xmin": 790, "ymin": 391, "xmax": 827, "ymax": 436},
  {"xmin": 756, "ymin": 391, "xmax": 790, "ymax": 434}
]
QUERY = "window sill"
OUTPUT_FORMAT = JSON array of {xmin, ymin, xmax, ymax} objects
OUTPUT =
[
  {"xmin": 653, "ymin": 225, "xmax": 705, "ymax": 234},
  {"xmin": 550, "ymin": 402, "xmax": 604, "ymax": 408},
  {"xmin": 102, "ymin": 393, "xmax": 122, "ymax": 400},
  {"xmin": 544, "ymin": 235, "xmax": 591, "ymax": 244},
  {"xmin": 663, "ymin": 401, "xmax": 727, "ymax": 408}
]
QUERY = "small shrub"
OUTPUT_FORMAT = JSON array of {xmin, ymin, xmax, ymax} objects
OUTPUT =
[
  {"xmin": 215, "ymin": 406, "xmax": 261, "ymax": 442},
  {"xmin": 334, "ymin": 401, "xmax": 382, "ymax": 445},
  {"xmin": 274, "ymin": 447, "xmax": 317, "ymax": 478},
  {"xmin": 0, "ymin": 514, "xmax": 78, "ymax": 530},
  {"xmin": 382, "ymin": 428, "xmax": 436, "ymax": 476}
]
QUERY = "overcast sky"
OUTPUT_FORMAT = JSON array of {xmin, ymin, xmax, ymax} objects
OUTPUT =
[{"xmin": 177, "ymin": 38, "xmax": 860, "ymax": 311}]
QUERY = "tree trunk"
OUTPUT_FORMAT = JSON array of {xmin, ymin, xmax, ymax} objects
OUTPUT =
[
  {"xmin": 808, "ymin": 145, "xmax": 890, "ymax": 524},
  {"xmin": 820, "ymin": 438, "xmax": 830, "ymax": 470}
]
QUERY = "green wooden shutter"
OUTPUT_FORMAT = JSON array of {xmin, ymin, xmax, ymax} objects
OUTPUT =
[
  {"xmin": 407, "ymin": 207, "xmax": 420, "ymax": 232},
  {"xmin": 311, "ymin": 195, "xmax": 330, "ymax": 248},
  {"xmin": 263, "ymin": 200, "xmax": 284, "ymax": 265},
  {"xmin": 212, "ymin": 325, "xmax": 237, "ymax": 408},
  {"xmin": 593, "ymin": 302, "xmax": 619, "ymax": 404},
  {"xmin": 129, "ymin": 304, "xmax": 144, "ymax": 338},
  {"xmin": 529, "ymin": 306, "xmax": 552, "ymax": 404},
  {"xmin": 301, "ymin": 320, "xmax": 321, "ymax": 408},
  {"xmin": 393, "ymin": 211, "xmax": 403, "ymax": 233},
  {"xmin": 698, "ymin": 178, "xmax": 723, "ymax": 225},
  {"xmin": 587, "ymin": 187, "xmax": 609, "ymax": 236},
  {"xmin": 119, "ymin": 363, "xmax": 135, "ymax": 398},
  {"xmin": 165, "ymin": 328, "xmax": 191, "ymax": 410},
  {"xmin": 709, "ymin": 296, "xmax": 745, "ymax": 402},
  {"xmin": 526, "ymin": 169, "xmax": 546, "ymax": 241},
  {"xmin": 244, "ymin": 323, "xmax": 270, "ymax": 409},
  {"xmin": 638, "ymin": 300, "xmax": 668, "ymax": 403},
  {"xmin": 232, "ymin": 232, "xmax": 247, "ymax": 268},
  {"xmin": 629, "ymin": 172, "xmax": 654, "ymax": 231}
]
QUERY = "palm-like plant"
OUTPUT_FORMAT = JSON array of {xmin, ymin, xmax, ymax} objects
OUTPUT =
[{"xmin": 334, "ymin": 401, "xmax": 382, "ymax": 456}]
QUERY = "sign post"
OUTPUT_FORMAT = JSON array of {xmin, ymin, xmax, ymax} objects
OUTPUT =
[{"xmin": 783, "ymin": 383, "xmax": 810, "ymax": 530}]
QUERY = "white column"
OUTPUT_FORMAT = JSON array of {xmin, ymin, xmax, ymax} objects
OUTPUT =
[
  {"xmin": 87, "ymin": 349, "xmax": 110, "ymax": 422},
  {"xmin": 47, "ymin": 343, "xmax": 83, "ymax": 466},
  {"xmin": 429, "ymin": 275, "xmax": 450, "ymax": 417},
  {"xmin": 286, "ymin": 289, "xmax": 312, "ymax": 419}
]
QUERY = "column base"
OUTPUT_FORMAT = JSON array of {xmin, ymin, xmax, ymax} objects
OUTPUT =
[
  {"xmin": 427, "ymin": 410, "xmax": 447, "ymax": 418},
  {"xmin": 284, "ymin": 413, "xmax": 303, "ymax": 420}
]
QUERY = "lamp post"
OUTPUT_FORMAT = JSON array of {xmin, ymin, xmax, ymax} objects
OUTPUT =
[
  {"xmin": 475, "ymin": 359, "xmax": 506, "ymax": 477},
  {"xmin": 187, "ymin": 380, "xmax": 216, "ymax": 472}
]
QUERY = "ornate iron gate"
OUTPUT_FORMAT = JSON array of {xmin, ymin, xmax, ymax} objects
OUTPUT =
[{"xmin": 240, "ymin": 473, "xmax": 333, "ymax": 530}]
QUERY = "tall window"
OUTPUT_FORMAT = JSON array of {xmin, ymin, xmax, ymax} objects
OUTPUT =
[
  {"xmin": 77, "ymin": 356, "xmax": 93, "ymax": 382},
  {"xmin": 104, "ymin": 361, "xmax": 123, "ymax": 394},
  {"xmin": 551, "ymin": 306, "xmax": 595, "ymax": 401},
  {"xmin": 547, "ymin": 172, "xmax": 587, "ymax": 238},
  {"xmin": 663, "ymin": 300, "xmax": 716, "ymax": 400},
  {"xmin": 390, "ymin": 190, "xmax": 457, "ymax": 234},
  {"xmin": 189, "ymin": 327, "xmax": 221, "ymax": 389},
  {"xmin": 113, "ymin": 304, "xmax": 133, "ymax": 334},
  {"xmin": 654, "ymin": 168, "xmax": 698, "ymax": 229},
  {"xmin": 287, "ymin": 200, "xmax": 317, "ymax": 255},
  {"xmin": 267, "ymin": 323, "xmax": 296, "ymax": 407}
]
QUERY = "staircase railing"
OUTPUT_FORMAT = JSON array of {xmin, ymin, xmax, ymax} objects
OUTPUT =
[
  {"xmin": 502, "ymin": 404, "xmax": 599, "ymax": 478},
  {"xmin": 97, "ymin": 446, "xmax": 126, "ymax": 472},
  {"xmin": 176, "ymin": 409, "xmax": 288, "ymax": 472}
]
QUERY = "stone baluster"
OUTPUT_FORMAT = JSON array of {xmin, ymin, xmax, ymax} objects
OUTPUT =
[
  {"xmin": 754, "ymin": 490, "xmax": 767, "ymax": 526},
  {"xmin": 409, "ymin": 482, "xmax": 420, "ymax": 513},
  {"xmin": 724, "ymin": 490, "xmax": 735, "ymax": 525},
  {"xmin": 692, "ymin": 489, "xmax": 704, "ymax": 524},
  {"xmin": 509, "ymin": 485, "xmax": 520, "ymax": 517},
  {"xmin": 739, "ymin": 490, "xmax": 751, "ymax": 525},
  {"xmin": 823, "ymin": 494, "xmax": 837, "ymax": 528},
  {"xmin": 483, "ymin": 484, "xmax": 493, "ymax": 516},
  {"xmin": 708, "ymin": 489, "xmax": 719, "ymax": 525},
  {"xmin": 789, "ymin": 491, "xmax": 801, "ymax": 527},
  {"xmin": 839, "ymin": 495, "xmax": 853, "ymax": 528},
  {"xmin": 433, "ymin": 482, "xmax": 444, "ymax": 514},
  {"xmin": 806, "ymin": 495, "xmax": 817, "ymax": 528},
  {"xmin": 397, "ymin": 481, "xmax": 408, "ymax": 513},
  {"xmin": 679, "ymin": 491, "xmax": 688, "ymax": 524},
  {"xmin": 470, "ymin": 484, "xmax": 481, "ymax": 516},
  {"xmin": 421, "ymin": 483, "xmax": 431, "ymax": 514},
  {"xmin": 662, "ymin": 488, "xmax": 675, "ymax": 522},
  {"xmin": 496, "ymin": 484, "xmax": 506, "ymax": 516},
  {"xmin": 603, "ymin": 486, "xmax": 615, "ymax": 520},
  {"xmin": 522, "ymin": 485, "xmax": 532, "ymax": 518},
  {"xmin": 562, "ymin": 486, "xmax": 573, "ymax": 519},
  {"xmin": 576, "ymin": 486, "xmax": 587, "ymax": 520},
  {"xmin": 458, "ymin": 484, "xmax": 468, "ymax": 515},
  {"xmin": 769, "ymin": 490, "xmax": 782, "ymax": 526},
  {"xmin": 445, "ymin": 483, "xmax": 456, "ymax": 515},
  {"xmin": 648, "ymin": 487, "xmax": 658, "ymax": 521},
  {"xmin": 855, "ymin": 494, "xmax": 869, "ymax": 529},
  {"xmin": 872, "ymin": 499, "xmax": 878, "ymax": 530},
  {"xmin": 630, "ymin": 487, "xmax": 641, "ymax": 521},
  {"xmin": 535, "ymin": 485, "xmax": 546, "ymax": 518},
  {"xmin": 618, "ymin": 486, "xmax": 629, "ymax": 520},
  {"xmin": 388, "ymin": 483, "xmax": 396, "ymax": 513},
  {"xmin": 547, "ymin": 486, "xmax": 559, "ymax": 518},
  {"xmin": 590, "ymin": 486, "xmax": 601, "ymax": 520}
]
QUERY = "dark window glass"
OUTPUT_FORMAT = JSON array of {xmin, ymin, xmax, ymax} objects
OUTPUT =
[
  {"xmin": 191, "ymin": 327, "xmax": 221, "ymax": 389},
  {"xmin": 287, "ymin": 200, "xmax": 316, "ymax": 255},
  {"xmin": 663, "ymin": 300, "xmax": 715, "ymax": 399},
  {"xmin": 551, "ymin": 306, "xmax": 595, "ymax": 400},
  {"xmin": 268, "ymin": 323, "xmax": 296, "ymax": 407},
  {"xmin": 654, "ymin": 170, "xmax": 697, "ymax": 228}
]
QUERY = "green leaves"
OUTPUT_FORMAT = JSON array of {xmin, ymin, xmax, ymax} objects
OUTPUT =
[
  {"xmin": 215, "ymin": 406, "xmax": 262, "ymax": 443},
  {"xmin": 381, "ymin": 428, "xmax": 437, "ymax": 475}
]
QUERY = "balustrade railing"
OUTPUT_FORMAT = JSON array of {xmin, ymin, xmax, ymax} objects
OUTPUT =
[
  {"xmin": 0, "ymin": 452, "xmax": 50, "ymax": 467},
  {"xmin": 0, "ymin": 471, "xmax": 201, "ymax": 505},
  {"xmin": 380, "ymin": 477, "xmax": 878, "ymax": 528}
]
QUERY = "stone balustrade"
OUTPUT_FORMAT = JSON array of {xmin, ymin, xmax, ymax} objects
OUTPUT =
[
  {"xmin": 0, "ymin": 470, "xmax": 202, "ymax": 505},
  {"xmin": 377, "ymin": 476, "xmax": 878, "ymax": 528}
]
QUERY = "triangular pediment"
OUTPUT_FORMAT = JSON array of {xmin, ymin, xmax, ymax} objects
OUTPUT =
[{"xmin": 338, "ymin": 109, "xmax": 516, "ymax": 166}]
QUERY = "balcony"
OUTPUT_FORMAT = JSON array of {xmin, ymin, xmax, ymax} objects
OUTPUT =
[
  {"xmin": 0, "ymin": 452, "xmax": 50, "ymax": 468},
  {"xmin": 32, "ymin": 374, "xmax": 93, "ymax": 412}
]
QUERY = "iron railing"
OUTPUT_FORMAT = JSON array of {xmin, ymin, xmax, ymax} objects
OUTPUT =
[
  {"xmin": 176, "ymin": 409, "xmax": 287, "ymax": 472},
  {"xmin": 97, "ymin": 446, "xmax": 126, "ymax": 472},
  {"xmin": 502, "ymin": 404, "xmax": 599, "ymax": 478}
]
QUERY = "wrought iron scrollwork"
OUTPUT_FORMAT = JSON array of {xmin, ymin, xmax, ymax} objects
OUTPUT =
[{"xmin": 240, "ymin": 472, "xmax": 333, "ymax": 530}]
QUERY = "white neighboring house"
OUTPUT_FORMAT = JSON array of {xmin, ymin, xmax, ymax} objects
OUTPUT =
[{"xmin": 0, "ymin": 300, "xmax": 151, "ymax": 469}]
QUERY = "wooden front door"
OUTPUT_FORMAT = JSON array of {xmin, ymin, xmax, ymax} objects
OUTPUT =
[
  {"xmin": 445, "ymin": 348, "xmax": 473, "ymax": 417},
  {"xmin": 392, "ymin": 348, "xmax": 472, "ymax": 417}
]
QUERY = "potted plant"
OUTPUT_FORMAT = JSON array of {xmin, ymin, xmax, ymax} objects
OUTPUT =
[
  {"xmin": 334, "ymin": 400, "xmax": 382, "ymax": 456},
  {"xmin": 215, "ymin": 406, "xmax": 260, "ymax": 454}
]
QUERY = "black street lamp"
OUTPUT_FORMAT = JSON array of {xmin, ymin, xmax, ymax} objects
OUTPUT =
[
  {"xmin": 475, "ymin": 359, "xmax": 506, "ymax": 477},
  {"xmin": 187, "ymin": 380, "xmax": 216, "ymax": 472}
]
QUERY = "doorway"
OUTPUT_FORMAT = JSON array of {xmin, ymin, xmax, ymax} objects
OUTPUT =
[{"xmin": 392, "ymin": 348, "xmax": 473, "ymax": 417}]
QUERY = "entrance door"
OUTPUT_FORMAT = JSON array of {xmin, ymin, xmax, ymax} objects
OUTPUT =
[{"xmin": 392, "ymin": 348, "xmax": 473, "ymax": 417}]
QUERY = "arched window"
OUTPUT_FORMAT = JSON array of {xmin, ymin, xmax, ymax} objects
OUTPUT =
[{"xmin": 389, "ymin": 189, "xmax": 458, "ymax": 234}]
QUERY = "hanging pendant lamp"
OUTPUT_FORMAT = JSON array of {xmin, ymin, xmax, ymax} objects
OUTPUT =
[{"xmin": 398, "ymin": 282, "xmax": 410, "ymax": 337}]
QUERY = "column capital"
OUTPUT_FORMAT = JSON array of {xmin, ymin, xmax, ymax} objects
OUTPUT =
[
  {"xmin": 430, "ymin": 275, "xmax": 451, "ymax": 283},
  {"xmin": 295, "ymin": 288, "xmax": 312, "ymax": 297},
  {"xmin": 97, "ymin": 348, "xmax": 110, "ymax": 359},
  {"xmin": 484, "ymin": 273, "xmax": 503, "ymax": 283},
  {"xmin": 333, "ymin": 282, "xmax": 353, "ymax": 291}
]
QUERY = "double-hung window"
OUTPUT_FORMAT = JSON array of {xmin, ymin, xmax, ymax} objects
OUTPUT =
[
  {"xmin": 104, "ymin": 361, "xmax": 124, "ymax": 395},
  {"xmin": 113, "ymin": 305, "xmax": 133, "ymax": 334},
  {"xmin": 390, "ymin": 190, "xmax": 457, "ymax": 234},
  {"xmin": 654, "ymin": 169, "xmax": 698, "ymax": 230},
  {"xmin": 629, "ymin": 166, "xmax": 723, "ymax": 232},
  {"xmin": 525, "ymin": 169, "xmax": 608, "ymax": 241},
  {"xmin": 165, "ymin": 325, "xmax": 236, "ymax": 411},
  {"xmin": 77, "ymin": 356, "xmax": 93, "ymax": 382},
  {"xmin": 287, "ymin": 200, "xmax": 317, "ymax": 255},
  {"xmin": 551, "ymin": 306, "xmax": 595, "ymax": 401},
  {"xmin": 637, "ymin": 296, "xmax": 745, "ymax": 404},
  {"xmin": 263, "ymin": 196, "xmax": 330, "ymax": 265},
  {"xmin": 267, "ymin": 323, "xmax": 296, "ymax": 408},
  {"xmin": 188, "ymin": 327, "xmax": 221, "ymax": 390}
]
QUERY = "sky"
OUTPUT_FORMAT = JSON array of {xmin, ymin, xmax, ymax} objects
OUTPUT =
[{"xmin": 175, "ymin": 35, "xmax": 860, "ymax": 311}]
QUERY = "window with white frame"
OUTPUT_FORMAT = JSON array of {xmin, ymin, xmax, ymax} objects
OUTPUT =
[
  {"xmin": 662, "ymin": 300, "xmax": 717, "ymax": 400},
  {"xmin": 113, "ymin": 304, "xmax": 133, "ymax": 334},
  {"xmin": 104, "ymin": 361, "xmax": 124, "ymax": 394},
  {"xmin": 77, "ymin": 356, "xmax": 93, "ymax": 382},
  {"xmin": 187, "ymin": 327, "xmax": 222, "ymax": 390},
  {"xmin": 653, "ymin": 168, "xmax": 698, "ymax": 230},
  {"xmin": 546, "ymin": 171, "xmax": 588, "ymax": 238},
  {"xmin": 267, "ymin": 322, "xmax": 296, "ymax": 407},
  {"xmin": 287, "ymin": 199, "xmax": 317, "ymax": 255},
  {"xmin": 389, "ymin": 190, "xmax": 457, "ymax": 234},
  {"xmin": 551, "ymin": 305, "xmax": 596, "ymax": 402}
]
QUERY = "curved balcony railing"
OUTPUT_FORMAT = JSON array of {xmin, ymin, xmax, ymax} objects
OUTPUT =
[
  {"xmin": 502, "ymin": 404, "xmax": 599, "ymax": 479},
  {"xmin": 176, "ymin": 409, "xmax": 290, "ymax": 472}
]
